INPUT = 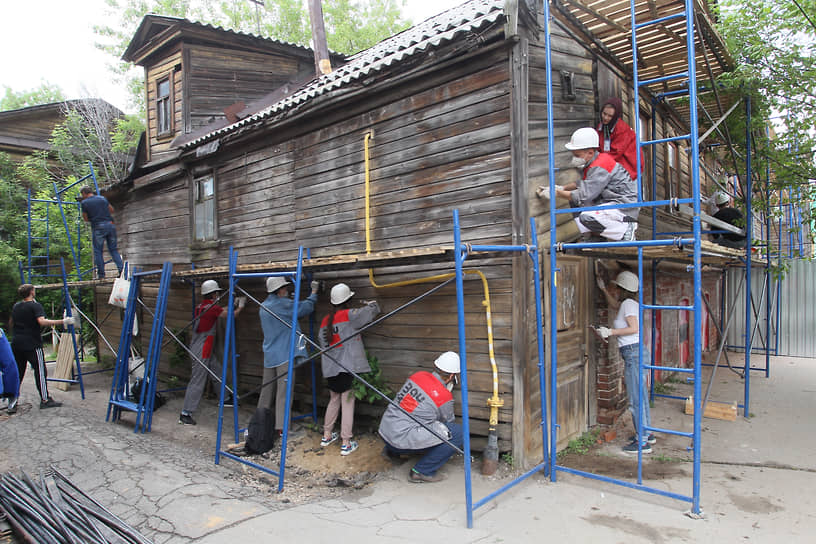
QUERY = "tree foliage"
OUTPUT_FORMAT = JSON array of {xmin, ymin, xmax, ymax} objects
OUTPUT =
[
  {"xmin": 0, "ymin": 83, "xmax": 66, "ymax": 111},
  {"xmin": 716, "ymin": 0, "xmax": 816, "ymax": 249},
  {"xmin": 95, "ymin": 0, "xmax": 410, "ymax": 112}
]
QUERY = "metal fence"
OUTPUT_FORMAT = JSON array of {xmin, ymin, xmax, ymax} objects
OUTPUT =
[{"xmin": 727, "ymin": 259, "xmax": 816, "ymax": 358}]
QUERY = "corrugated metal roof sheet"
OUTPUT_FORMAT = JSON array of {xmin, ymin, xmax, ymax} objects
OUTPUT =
[{"xmin": 183, "ymin": 0, "xmax": 507, "ymax": 148}]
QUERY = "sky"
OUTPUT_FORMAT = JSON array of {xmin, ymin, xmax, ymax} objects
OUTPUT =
[{"xmin": 0, "ymin": 0, "xmax": 466, "ymax": 115}]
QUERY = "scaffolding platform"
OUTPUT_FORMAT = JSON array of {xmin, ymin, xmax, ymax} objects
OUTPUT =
[{"xmin": 572, "ymin": 240, "xmax": 763, "ymax": 266}]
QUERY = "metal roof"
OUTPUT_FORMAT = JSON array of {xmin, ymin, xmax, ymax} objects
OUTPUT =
[
  {"xmin": 182, "ymin": 0, "xmax": 507, "ymax": 149},
  {"xmin": 183, "ymin": 0, "xmax": 736, "ymax": 150}
]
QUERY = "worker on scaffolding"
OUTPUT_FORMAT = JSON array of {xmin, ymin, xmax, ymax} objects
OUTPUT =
[
  {"xmin": 710, "ymin": 191, "xmax": 747, "ymax": 249},
  {"xmin": 258, "ymin": 276, "xmax": 319, "ymax": 436},
  {"xmin": 179, "ymin": 280, "xmax": 246, "ymax": 425},
  {"xmin": 596, "ymin": 97, "xmax": 642, "ymax": 180},
  {"xmin": 79, "ymin": 186, "xmax": 124, "ymax": 279},
  {"xmin": 378, "ymin": 351, "xmax": 464, "ymax": 483},
  {"xmin": 537, "ymin": 127, "xmax": 638, "ymax": 242},
  {"xmin": 10, "ymin": 284, "xmax": 76, "ymax": 409}
]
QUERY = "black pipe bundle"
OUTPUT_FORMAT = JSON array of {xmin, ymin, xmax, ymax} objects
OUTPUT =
[{"xmin": 0, "ymin": 467, "xmax": 153, "ymax": 544}]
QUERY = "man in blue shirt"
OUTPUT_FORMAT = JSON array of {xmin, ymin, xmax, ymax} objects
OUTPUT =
[{"xmin": 80, "ymin": 186, "xmax": 124, "ymax": 279}]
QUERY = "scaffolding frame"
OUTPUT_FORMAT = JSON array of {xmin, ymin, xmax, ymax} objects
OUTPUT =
[{"xmin": 541, "ymin": 0, "xmax": 776, "ymax": 515}]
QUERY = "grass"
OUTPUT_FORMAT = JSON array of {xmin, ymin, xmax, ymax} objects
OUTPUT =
[
  {"xmin": 652, "ymin": 453, "xmax": 690, "ymax": 463},
  {"xmin": 500, "ymin": 452, "xmax": 514, "ymax": 467},
  {"xmin": 558, "ymin": 428, "xmax": 601, "ymax": 458},
  {"xmin": 653, "ymin": 381, "xmax": 675, "ymax": 395}
]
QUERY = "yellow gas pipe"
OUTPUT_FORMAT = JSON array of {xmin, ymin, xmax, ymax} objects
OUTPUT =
[{"xmin": 363, "ymin": 133, "xmax": 503, "ymax": 472}]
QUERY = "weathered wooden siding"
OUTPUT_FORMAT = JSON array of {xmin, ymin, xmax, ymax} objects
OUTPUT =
[
  {"xmin": 145, "ymin": 48, "xmax": 183, "ymax": 163},
  {"xmin": 184, "ymin": 44, "xmax": 312, "ymax": 133},
  {"xmin": 114, "ymin": 45, "xmax": 517, "ymax": 451}
]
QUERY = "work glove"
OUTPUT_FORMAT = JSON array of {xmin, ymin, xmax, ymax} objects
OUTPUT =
[
  {"xmin": 596, "ymin": 326, "xmax": 611, "ymax": 340},
  {"xmin": 236, "ymin": 296, "xmax": 247, "ymax": 309},
  {"xmin": 310, "ymin": 280, "xmax": 320, "ymax": 293},
  {"xmin": 536, "ymin": 186, "xmax": 550, "ymax": 200},
  {"xmin": 596, "ymin": 277, "xmax": 605, "ymax": 290},
  {"xmin": 62, "ymin": 311, "xmax": 77, "ymax": 327}
]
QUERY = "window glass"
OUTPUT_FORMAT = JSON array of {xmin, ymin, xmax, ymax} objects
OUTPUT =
[{"xmin": 193, "ymin": 175, "xmax": 215, "ymax": 241}]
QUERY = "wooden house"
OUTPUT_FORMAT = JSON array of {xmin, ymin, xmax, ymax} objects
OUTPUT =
[
  {"xmin": 102, "ymin": 0, "xmax": 741, "ymax": 467},
  {"xmin": 0, "ymin": 99, "xmax": 121, "ymax": 165}
]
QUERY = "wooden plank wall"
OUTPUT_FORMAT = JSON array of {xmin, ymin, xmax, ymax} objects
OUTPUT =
[
  {"xmin": 524, "ymin": 23, "xmax": 596, "ymax": 459},
  {"xmin": 185, "ymin": 44, "xmax": 312, "ymax": 133},
  {"xmin": 112, "ymin": 46, "xmax": 517, "ymax": 451}
]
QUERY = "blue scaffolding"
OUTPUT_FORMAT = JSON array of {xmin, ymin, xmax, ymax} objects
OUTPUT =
[
  {"xmin": 541, "ymin": 0, "xmax": 773, "ymax": 516},
  {"xmin": 212, "ymin": 212, "xmax": 548, "ymax": 527}
]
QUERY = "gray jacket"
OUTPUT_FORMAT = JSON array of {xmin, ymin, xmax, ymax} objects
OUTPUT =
[
  {"xmin": 570, "ymin": 152, "xmax": 639, "ymax": 220},
  {"xmin": 318, "ymin": 301, "xmax": 380, "ymax": 378},
  {"xmin": 379, "ymin": 370, "xmax": 455, "ymax": 450}
]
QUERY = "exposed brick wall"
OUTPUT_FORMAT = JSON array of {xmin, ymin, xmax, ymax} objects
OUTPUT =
[{"xmin": 594, "ymin": 266, "xmax": 722, "ymax": 426}]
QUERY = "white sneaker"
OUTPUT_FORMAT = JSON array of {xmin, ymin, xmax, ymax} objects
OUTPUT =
[{"xmin": 622, "ymin": 222, "xmax": 637, "ymax": 242}]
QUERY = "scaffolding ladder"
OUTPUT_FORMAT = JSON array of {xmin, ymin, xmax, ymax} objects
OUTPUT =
[{"xmin": 106, "ymin": 262, "xmax": 173, "ymax": 433}]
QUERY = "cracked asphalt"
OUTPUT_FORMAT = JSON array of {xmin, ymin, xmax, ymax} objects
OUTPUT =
[{"xmin": 2, "ymin": 355, "xmax": 815, "ymax": 543}]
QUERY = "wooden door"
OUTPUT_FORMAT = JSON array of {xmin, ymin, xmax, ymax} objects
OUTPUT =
[{"xmin": 550, "ymin": 256, "xmax": 591, "ymax": 448}]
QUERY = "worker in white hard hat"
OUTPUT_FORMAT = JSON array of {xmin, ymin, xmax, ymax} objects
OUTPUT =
[
  {"xmin": 710, "ymin": 191, "xmax": 746, "ymax": 249},
  {"xmin": 537, "ymin": 127, "xmax": 639, "ymax": 242},
  {"xmin": 378, "ymin": 351, "xmax": 464, "ymax": 483},
  {"xmin": 318, "ymin": 283, "xmax": 380, "ymax": 456},
  {"xmin": 594, "ymin": 270, "xmax": 654, "ymax": 454},
  {"xmin": 257, "ymin": 275, "xmax": 320, "ymax": 435},
  {"xmin": 179, "ymin": 279, "xmax": 246, "ymax": 425}
]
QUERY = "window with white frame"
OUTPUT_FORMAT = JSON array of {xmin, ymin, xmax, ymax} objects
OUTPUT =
[{"xmin": 193, "ymin": 174, "xmax": 216, "ymax": 241}]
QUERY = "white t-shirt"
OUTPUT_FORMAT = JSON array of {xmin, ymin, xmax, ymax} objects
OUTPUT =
[{"xmin": 614, "ymin": 298, "xmax": 639, "ymax": 347}]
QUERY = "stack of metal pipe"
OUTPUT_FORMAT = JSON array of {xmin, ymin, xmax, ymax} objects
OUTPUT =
[{"xmin": 0, "ymin": 467, "xmax": 152, "ymax": 544}]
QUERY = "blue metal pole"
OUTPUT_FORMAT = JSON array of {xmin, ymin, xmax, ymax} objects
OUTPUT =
[
  {"xmin": 542, "ymin": 0, "xmax": 560, "ymax": 482},
  {"xmin": 682, "ymin": 0, "xmax": 703, "ymax": 514},
  {"xmin": 52, "ymin": 181, "xmax": 82, "ymax": 280},
  {"xmin": 307, "ymin": 247, "xmax": 317, "ymax": 423},
  {"xmin": 278, "ymin": 246, "xmax": 305, "ymax": 493},
  {"xmin": 636, "ymin": 248, "xmax": 645, "ymax": 482},
  {"xmin": 215, "ymin": 248, "xmax": 238, "ymax": 465},
  {"xmin": 764, "ymin": 137, "xmax": 772, "ymax": 377},
  {"xmin": 529, "ymin": 217, "xmax": 549, "ymax": 474},
  {"xmin": 744, "ymin": 95, "xmax": 753, "ymax": 417},
  {"xmin": 26, "ymin": 189, "xmax": 32, "ymax": 283},
  {"xmin": 453, "ymin": 210, "xmax": 474, "ymax": 529}
]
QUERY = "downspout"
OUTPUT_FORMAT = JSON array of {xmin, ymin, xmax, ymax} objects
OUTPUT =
[{"xmin": 363, "ymin": 133, "xmax": 504, "ymax": 474}]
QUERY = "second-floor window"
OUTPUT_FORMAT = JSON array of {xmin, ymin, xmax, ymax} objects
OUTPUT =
[
  {"xmin": 157, "ymin": 77, "xmax": 172, "ymax": 136},
  {"xmin": 194, "ymin": 174, "xmax": 216, "ymax": 241}
]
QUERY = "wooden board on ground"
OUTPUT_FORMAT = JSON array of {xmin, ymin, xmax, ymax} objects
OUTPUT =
[
  {"xmin": 52, "ymin": 333, "xmax": 75, "ymax": 391},
  {"xmin": 684, "ymin": 395, "xmax": 737, "ymax": 421}
]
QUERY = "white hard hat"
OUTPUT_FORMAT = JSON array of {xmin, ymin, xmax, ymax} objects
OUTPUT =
[
  {"xmin": 613, "ymin": 271, "xmax": 639, "ymax": 293},
  {"xmin": 330, "ymin": 283, "xmax": 354, "ymax": 305},
  {"xmin": 565, "ymin": 127, "xmax": 599, "ymax": 150},
  {"xmin": 714, "ymin": 191, "xmax": 730, "ymax": 206},
  {"xmin": 434, "ymin": 351, "xmax": 461, "ymax": 374},
  {"xmin": 201, "ymin": 279, "xmax": 221, "ymax": 295},
  {"xmin": 266, "ymin": 276, "xmax": 290, "ymax": 293}
]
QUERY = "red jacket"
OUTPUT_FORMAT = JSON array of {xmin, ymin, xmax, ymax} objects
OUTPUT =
[{"xmin": 596, "ymin": 119, "xmax": 642, "ymax": 180}]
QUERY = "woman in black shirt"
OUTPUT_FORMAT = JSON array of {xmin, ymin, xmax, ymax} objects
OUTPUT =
[{"xmin": 10, "ymin": 284, "xmax": 74, "ymax": 408}]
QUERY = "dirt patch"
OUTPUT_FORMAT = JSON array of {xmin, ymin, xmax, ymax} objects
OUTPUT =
[{"xmin": 558, "ymin": 451, "xmax": 690, "ymax": 480}]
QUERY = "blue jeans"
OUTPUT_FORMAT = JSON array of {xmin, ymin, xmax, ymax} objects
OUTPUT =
[
  {"xmin": 384, "ymin": 422, "xmax": 464, "ymax": 476},
  {"xmin": 92, "ymin": 222, "xmax": 123, "ymax": 278},
  {"xmin": 620, "ymin": 343, "xmax": 651, "ymax": 444}
]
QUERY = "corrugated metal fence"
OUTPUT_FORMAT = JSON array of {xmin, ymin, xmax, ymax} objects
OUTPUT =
[{"xmin": 727, "ymin": 259, "xmax": 816, "ymax": 358}]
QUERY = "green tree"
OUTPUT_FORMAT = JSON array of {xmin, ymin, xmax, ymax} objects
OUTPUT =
[
  {"xmin": 95, "ymin": 0, "xmax": 410, "ymax": 112},
  {"xmin": 0, "ymin": 83, "xmax": 66, "ymax": 111},
  {"xmin": 717, "ymin": 0, "xmax": 816, "ymax": 251}
]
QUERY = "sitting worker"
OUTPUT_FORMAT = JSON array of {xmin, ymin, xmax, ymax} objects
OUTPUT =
[
  {"xmin": 596, "ymin": 97, "xmax": 643, "ymax": 180},
  {"xmin": 537, "ymin": 127, "xmax": 638, "ymax": 242},
  {"xmin": 710, "ymin": 191, "xmax": 747, "ymax": 249},
  {"xmin": 378, "ymin": 351, "xmax": 464, "ymax": 483},
  {"xmin": 258, "ymin": 276, "xmax": 319, "ymax": 437},
  {"xmin": 179, "ymin": 280, "xmax": 245, "ymax": 425}
]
